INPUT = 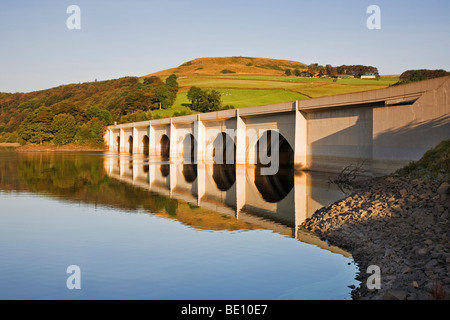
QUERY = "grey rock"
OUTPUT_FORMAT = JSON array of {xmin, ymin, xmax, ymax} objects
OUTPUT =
[
  {"xmin": 437, "ymin": 182, "xmax": 449, "ymax": 195},
  {"xmin": 399, "ymin": 189, "xmax": 408, "ymax": 197},
  {"xmin": 425, "ymin": 259, "xmax": 439, "ymax": 270},
  {"xmin": 383, "ymin": 290, "xmax": 408, "ymax": 300}
]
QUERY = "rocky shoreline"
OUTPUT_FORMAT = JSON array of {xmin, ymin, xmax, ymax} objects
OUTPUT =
[{"xmin": 301, "ymin": 169, "xmax": 449, "ymax": 300}]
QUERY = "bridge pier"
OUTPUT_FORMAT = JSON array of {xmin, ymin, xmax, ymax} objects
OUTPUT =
[
  {"xmin": 148, "ymin": 124, "xmax": 156, "ymax": 156},
  {"xmin": 293, "ymin": 107, "xmax": 308, "ymax": 170},
  {"xmin": 235, "ymin": 110, "xmax": 246, "ymax": 165},
  {"xmin": 194, "ymin": 118, "xmax": 205, "ymax": 163},
  {"xmin": 119, "ymin": 128, "xmax": 125, "ymax": 153},
  {"xmin": 132, "ymin": 126, "xmax": 139, "ymax": 154}
]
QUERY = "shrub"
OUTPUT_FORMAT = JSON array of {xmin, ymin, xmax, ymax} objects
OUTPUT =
[{"xmin": 220, "ymin": 69, "xmax": 236, "ymax": 74}]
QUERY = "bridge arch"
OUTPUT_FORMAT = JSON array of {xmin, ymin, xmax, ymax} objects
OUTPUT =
[
  {"xmin": 182, "ymin": 133, "xmax": 196, "ymax": 162},
  {"xmin": 128, "ymin": 136, "xmax": 133, "ymax": 154},
  {"xmin": 160, "ymin": 134, "xmax": 170, "ymax": 159},
  {"xmin": 142, "ymin": 135, "xmax": 149, "ymax": 156},
  {"xmin": 212, "ymin": 132, "xmax": 236, "ymax": 165},
  {"xmin": 255, "ymin": 130, "xmax": 294, "ymax": 167},
  {"xmin": 116, "ymin": 136, "xmax": 120, "ymax": 153}
]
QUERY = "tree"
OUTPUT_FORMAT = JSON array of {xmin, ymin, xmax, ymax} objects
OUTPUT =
[
  {"xmin": 165, "ymin": 74, "xmax": 179, "ymax": 91},
  {"xmin": 337, "ymin": 65, "xmax": 380, "ymax": 78},
  {"xmin": 45, "ymin": 94, "xmax": 63, "ymax": 106},
  {"xmin": 284, "ymin": 69, "xmax": 292, "ymax": 76},
  {"xmin": 17, "ymin": 107, "xmax": 54, "ymax": 144},
  {"xmin": 120, "ymin": 110, "xmax": 149, "ymax": 124},
  {"xmin": 143, "ymin": 76, "xmax": 164, "ymax": 86},
  {"xmin": 153, "ymin": 85, "xmax": 176, "ymax": 109},
  {"xmin": 74, "ymin": 117, "xmax": 105, "ymax": 145},
  {"xmin": 308, "ymin": 63, "xmax": 318, "ymax": 76},
  {"xmin": 86, "ymin": 118, "xmax": 105, "ymax": 145},
  {"xmin": 317, "ymin": 65, "xmax": 326, "ymax": 76},
  {"xmin": 293, "ymin": 69, "xmax": 301, "ymax": 77},
  {"xmin": 187, "ymin": 86, "xmax": 202, "ymax": 102},
  {"xmin": 86, "ymin": 106, "xmax": 112, "ymax": 125},
  {"xmin": 53, "ymin": 101, "xmax": 86, "ymax": 123},
  {"xmin": 17, "ymin": 98, "xmax": 42, "ymax": 112},
  {"xmin": 123, "ymin": 90, "xmax": 151, "ymax": 114},
  {"xmin": 187, "ymin": 87, "xmax": 222, "ymax": 112},
  {"xmin": 326, "ymin": 64, "xmax": 337, "ymax": 77},
  {"xmin": 51, "ymin": 113, "xmax": 77, "ymax": 145}
]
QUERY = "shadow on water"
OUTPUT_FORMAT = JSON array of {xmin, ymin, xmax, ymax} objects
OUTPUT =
[
  {"xmin": 212, "ymin": 164, "xmax": 236, "ymax": 192},
  {"xmin": 254, "ymin": 166, "xmax": 294, "ymax": 203}
]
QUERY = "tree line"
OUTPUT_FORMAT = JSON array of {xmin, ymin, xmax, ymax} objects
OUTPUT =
[
  {"xmin": 395, "ymin": 69, "xmax": 450, "ymax": 85},
  {"xmin": 284, "ymin": 63, "xmax": 379, "ymax": 78},
  {"xmin": 0, "ymin": 74, "xmax": 180, "ymax": 145}
]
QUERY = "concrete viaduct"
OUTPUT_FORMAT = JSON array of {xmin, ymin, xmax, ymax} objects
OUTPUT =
[{"xmin": 105, "ymin": 76, "xmax": 450, "ymax": 175}]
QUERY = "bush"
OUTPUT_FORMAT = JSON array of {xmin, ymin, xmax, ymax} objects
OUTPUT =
[
  {"xmin": 221, "ymin": 69, "xmax": 236, "ymax": 74},
  {"xmin": 173, "ymin": 110, "xmax": 192, "ymax": 117}
]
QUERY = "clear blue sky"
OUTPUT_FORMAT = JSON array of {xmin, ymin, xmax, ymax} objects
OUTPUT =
[{"xmin": 1, "ymin": 0, "xmax": 449, "ymax": 92}]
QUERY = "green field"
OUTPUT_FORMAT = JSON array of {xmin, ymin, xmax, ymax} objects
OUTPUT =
[
  {"xmin": 151, "ymin": 88, "xmax": 309, "ymax": 118},
  {"xmin": 151, "ymin": 75, "xmax": 399, "ymax": 118},
  {"xmin": 210, "ymin": 75, "xmax": 399, "ymax": 86},
  {"xmin": 177, "ymin": 75, "xmax": 398, "ymax": 98}
]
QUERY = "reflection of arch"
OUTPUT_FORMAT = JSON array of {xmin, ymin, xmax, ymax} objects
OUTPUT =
[
  {"xmin": 254, "ymin": 167, "xmax": 294, "ymax": 203},
  {"xmin": 212, "ymin": 164, "xmax": 236, "ymax": 191},
  {"xmin": 213, "ymin": 132, "xmax": 236, "ymax": 164},
  {"xmin": 128, "ymin": 136, "xmax": 133, "ymax": 154},
  {"xmin": 183, "ymin": 134, "xmax": 196, "ymax": 161},
  {"xmin": 116, "ymin": 136, "xmax": 120, "ymax": 153},
  {"xmin": 160, "ymin": 135, "xmax": 170, "ymax": 158},
  {"xmin": 160, "ymin": 164, "xmax": 170, "ymax": 177},
  {"xmin": 142, "ymin": 135, "xmax": 149, "ymax": 156},
  {"xmin": 256, "ymin": 130, "xmax": 294, "ymax": 167},
  {"xmin": 182, "ymin": 164, "xmax": 197, "ymax": 183}
]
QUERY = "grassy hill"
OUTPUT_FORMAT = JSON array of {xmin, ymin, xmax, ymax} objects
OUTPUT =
[
  {"xmin": 143, "ymin": 56, "xmax": 398, "ymax": 117},
  {"xmin": 145, "ymin": 56, "xmax": 308, "ymax": 77}
]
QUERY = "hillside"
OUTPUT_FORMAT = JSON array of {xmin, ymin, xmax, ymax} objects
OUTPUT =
[
  {"xmin": 141, "ymin": 56, "xmax": 398, "ymax": 117},
  {"xmin": 145, "ymin": 56, "xmax": 308, "ymax": 77}
]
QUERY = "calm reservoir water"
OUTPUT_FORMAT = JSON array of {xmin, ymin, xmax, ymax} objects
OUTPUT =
[{"xmin": 0, "ymin": 149, "xmax": 359, "ymax": 299}]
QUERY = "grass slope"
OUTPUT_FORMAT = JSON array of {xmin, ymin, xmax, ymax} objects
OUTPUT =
[
  {"xmin": 145, "ymin": 56, "xmax": 308, "ymax": 77},
  {"xmin": 145, "ymin": 57, "xmax": 398, "ymax": 118}
]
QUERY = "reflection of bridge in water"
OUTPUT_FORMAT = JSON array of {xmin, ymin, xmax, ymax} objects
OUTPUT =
[{"xmin": 104, "ymin": 154, "xmax": 352, "ymax": 256}]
